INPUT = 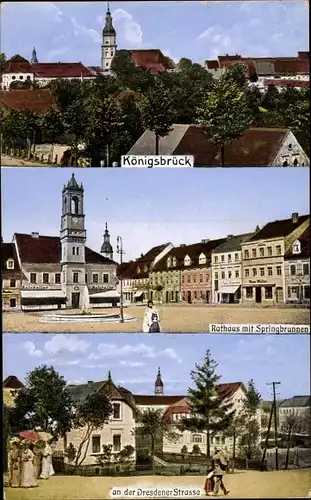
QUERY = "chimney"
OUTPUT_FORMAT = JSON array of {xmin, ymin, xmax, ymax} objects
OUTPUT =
[
  {"xmin": 180, "ymin": 244, "xmax": 186, "ymax": 247},
  {"xmin": 227, "ymin": 235, "xmax": 233, "ymax": 240},
  {"xmin": 292, "ymin": 213, "xmax": 299, "ymax": 224},
  {"xmin": 87, "ymin": 381, "xmax": 93, "ymax": 384},
  {"xmin": 31, "ymin": 232, "xmax": 39, "ymax": 238},
  {"xmin": 201, "ymin": 239, "xmax": 210, "ymax": 243}
]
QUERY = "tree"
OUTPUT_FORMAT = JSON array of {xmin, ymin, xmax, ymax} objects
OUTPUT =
[
  {"xmin": 236, "ymin": 379, "xmax": 261, "ymax": 460},
  {"xmin": 280, "ymin": 410, "xmax": 310, "ymax": 469},
  {"xmin": 73, "ymin": 391, "xmax": 112, "ymax": 467},
  {"xmin": 136, "ymin": 408, "xmax": 180, "ymax": 473},
  {"xmin": 0, "ymin": 52, "xmax": 6, "ymax": 76},
  {"xmin": 198, "ymin": 78, "xmax": 253, "ymax": 166},
  {"xmin": 64, "ymin": 442, "xmax": 77, "ymax": 464},
  {"xmin": 40, "ymin": 108, "xmax": 65, "ymax": 163},
  {"xmin": 177, "ymin": 58, "xmax": 193, "ymax": 71},
  {"xmin": 140, "ymin": 79, "xmax": 175, "ymax": 155},
  {"xmin": 62, "ymin": 97, "xmax": 87, "ymax": 165},
  {"xmin": 8, "ymin": 365, "xmax": 73, "ymax": 437},
  {"xmin": 222, "ymin": 63, "xmax": 248, "ymax": 89},
  {"xmin": 182, "ymin": 350, "xmax": 235, "ymax": 458}
]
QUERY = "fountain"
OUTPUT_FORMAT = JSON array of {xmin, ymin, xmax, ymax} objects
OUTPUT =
[{"xmin": 39, "ymin": 289, "xmax": 135, "ymax": 324}]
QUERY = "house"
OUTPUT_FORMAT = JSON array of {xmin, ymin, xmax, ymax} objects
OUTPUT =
[
  {"xmin": 126, "ymin": 125, "xmax": 310, "ymax": 167},
  {"xmin": 241, "ymin": 213, "xmax": 310, "ymax": 304},
  {"xmin": 1, "ymin": 242, "xmax": 24, "ymax": 311},
  {"xmin": 150, "ymin": 238, "xmax": 226, "ymax": 304},
  {"xmin": 0, "ymin": 89, "xmax": 57, "ymax": 114},
  {"xmin": 284, "ymin": 228, "xmax": 310, "ymax": 304},
  {"xmin": 3, "ymin": 375, "xmax": 25, "ymax": 407},
  {"xmin": 9, "ymin": 174, "xmax": 118, "ymax": 311},
  {"xmin": 279, "ymin": 396, "xmax": 311, "ymax": 437},
  {"xmin": 211, "ymin": 233, "xmax": 254, "ymax": 304},
  {"xmin": 118, "ymin": 244, "xmax": 173, "ymax": 303},
  {"xmin": 56, "ymin": 374, "xmax": 138, "ymax": 466}
]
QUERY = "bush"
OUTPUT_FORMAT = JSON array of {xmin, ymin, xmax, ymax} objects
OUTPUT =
[
  {"xmin": 192, "ymin": 445, "xmax": 201, "ymax": 455},
  {"xmin": 181, "ymin": 445, "xmax": 188, "ymax": 454}
]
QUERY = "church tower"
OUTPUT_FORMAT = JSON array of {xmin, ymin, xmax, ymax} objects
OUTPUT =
[
  {"xmin": 155, "ymin": 367, "xmax": 164, "ymax": 396},
  {"xmin": 31, "ymin": 47, "xmax": 38, "ymax": 64},
  {"xmin": 101, "ymin": 223, "xmax": 113, "ymax": 260},
  {"xmin": 60, "ymin": 174, "xmax": 87, "ymax": 309},
  {"xmin": 101, "ymin": 3, "xmax": 117, "ymax": 71}
]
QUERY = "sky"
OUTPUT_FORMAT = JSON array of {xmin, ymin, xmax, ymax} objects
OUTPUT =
[
  {"xmin": 1, "ymin": 168, "xmax": 309, "ymax": 261},
  {"xmin": 1, "ymin": 1, "xmax": 309, "ymax": 65},
  {"xmin": 3, "ymin": 333, "xmax": 310, "ymax": 400}
]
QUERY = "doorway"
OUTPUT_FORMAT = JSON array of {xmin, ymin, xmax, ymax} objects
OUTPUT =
[
  {"xmin": 71, "ymin": 292, "xmax": 80, "ymax": 308},
  {"xmin": 276, "ymin": 287, "xmax": 283, "ymax": 303},
  {"xmin": 187, "ymin": 291, "xmax": 191, "ymax": 304},
  {"xmin": 255, "ymin": 287, "xmax": 262, "ymax": 303},
  {"xmin": 175, "ymin": 291, "xmax": 179, "ymax": 303},
  {"xmin": 206, "ymin": 290, "xmax": 210, "ymax": 303}
]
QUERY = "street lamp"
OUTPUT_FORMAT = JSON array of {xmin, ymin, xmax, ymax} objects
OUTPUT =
[{"xmin": 116, "ymin": 236, "xmax": 125, "ymax": 323}]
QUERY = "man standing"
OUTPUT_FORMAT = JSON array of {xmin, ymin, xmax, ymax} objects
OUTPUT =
[{"xmin": 211, "ymin": 449, "xmax": 230, "ymax": 496}]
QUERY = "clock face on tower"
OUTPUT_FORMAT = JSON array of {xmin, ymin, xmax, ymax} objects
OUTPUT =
[{"xmin": 72, "ymin": 217, "xmax": 78, "ymax": 226}]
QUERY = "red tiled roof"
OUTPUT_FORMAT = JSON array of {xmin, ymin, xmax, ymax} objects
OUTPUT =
[
  {"xmin": 264, "ymin": 79, "xmax": 309, "ymax": 88},
  {"xmin": 129, "ymin": 49, "xmax": 168, "ymax": 74},
  {"xmin": 1, "ymin": 242, "xmax": 21, "ymax": 277},
  {"xmin": 33, "ymin": 62, "xmax": 94, "ymax": 79},
  {"xmin": 3, "ymin": 375, "xmax": 25, "ymax": 389},
  {"xmin": 0, "ymin": 89, "xmax": 57, "ymax": 114},
  {"xmin": 4, "ymin": 57, "xmax": 33, "ymax": 74},
  {"xmin": 133, "ymin": 395, "xmax": 184, "ymax": 405},
  {"xmin": 247, "ymin": 214, "xmax": 309, "ymax": 242},
  {"xmin": 14, "ymin": 233, "xmax": 117, "ymax": 265}
]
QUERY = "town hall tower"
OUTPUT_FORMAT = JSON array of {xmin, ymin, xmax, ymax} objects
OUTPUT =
[{"xmin": 101, "ymin": 3, "xmax": 117, "ymax": 71}]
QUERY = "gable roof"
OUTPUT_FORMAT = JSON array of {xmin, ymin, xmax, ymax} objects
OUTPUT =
[
  {"xmin": 32, "ymin": 62, "xmax": 94, "ymax": 79},
  {"xmin": 1, "ymin": 242, "xmax": 22, "ymax": 277},
  {"xmin": 14, "ymin": 233, "xmax": 117, "ymax": 265},
  {"xmin": 246, "ymin": 215, "xmax": 309, "ymax": 242},
  {"xmin": 127, "ymin": 125, "xmax": 301, "ymax": 167},
  {"xmin": 279, "ymin": 395, "xmax": 311, "ymax": 408},
  {"xmin": 285, "ymin": 227, "xmax": 310, "ymax": 260},
  {"xmin": 67, "ymin": 379, "xmax": 137, "ymax": 411},
  {"xmin": 212, "ymin": 233, "xmax": 254, "ymax": 254},
  {"xmin": 121, "ymin": 243, "xmax": 172, "ymax": 279},
  {"xmin": 152, "ymin": 238, "xmax": 227, "ymax": 272},
  {"xmin": 3, "ymin": 375, "xmax": 25, "ymax": 389},
  {"xmin": 0, "ymin": 89, "xmax": 57, "ymax": 114}
]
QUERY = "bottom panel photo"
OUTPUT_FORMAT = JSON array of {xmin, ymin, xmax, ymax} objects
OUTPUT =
[{"xmin": 3, "ymin": 333, "xmax": 311, "ymax": 499}]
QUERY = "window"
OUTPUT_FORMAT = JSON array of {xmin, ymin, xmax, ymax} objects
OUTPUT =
[
  {"xmin": 267, "ymin": 247, "xmax": 272, "ymax": 256},
  {"xmin": 85, "ymin": 273, "xmax": 88, "ymax": 283},
  {"xmin": 290, "ymin": 264, "xmax": 296, "ymax": 276},
  {"xmin": 265, "ymin": 286, "xmax": 273, "ymax": 299},
  {"xmin": 10, "ymin": 279, "xmax": 16, "ymax": 288},
  {"xmin": 181, "ymin": 276, "xmax": 185, "ymax": 284},
  {"xmin": 137, "ymin": 267, "xmax": 141, "ymax": 274},
  {"xmin": 283, "ymin": 161, "xmax": 288, "ymax": 167},
  {"xmin": 259, "ymin": 248, "xmax": 264, "ymax": 257},
  {"xmin": 192, "ymin": 434, "xmax": 203, "ymax": 443},
  {"xmin": 221, "ymin": 272, "xmax": 225, "ymax": 279},
  {"xmin": 113, "ymin": 403, "xmax": 121, "ymax": 419},
  {"xmin": 244, "ymin": 250, "xmax": 249, "ymax": 259},
  {"xmin": 172, "ymin": 257, "xmax": 177, "ymax": 267},
  {"xmin": 267, "ymin": 267, "xmax": 273, "ymax": 276},
  {"xmin": 199, "ymin": 253, "xmax": 206, "ymax": 265},
  {"xmin": 234, "ymin": 253, "xmax": 239, "ymax": 261},
  {"xmin": 77, "ymin": 247, "xmax": 80, "ymax": 255},
  {"xmin": 43, "ymin": 273, "xmax": 49, "ymax": 284},
  {"xmin": 93, "ymin": 273, "xmax": 99, "ymax": 284},
  {"xmin": 194, "ymin": 291, "xmax": 197, "ymax": 299},
  {"xmin": 92, "ymin": 436, "xmax": 101, "ymax": 454},
  {"xmin": 113, "ymin": 435, "xmax": 121, "ymax": 452},
  {"xmin": 228, "ymin": 271, "xmax": 232, "ymax": 278},
  {"xmin": 55, "ymin": 273, "xmax": 61, "ymax": 284},
  {"xmin": 6, "ymin": 259, "xmax": 14, "ymax": 269},
  {"xmin": 187, "ymin": 274, "xmax": 191, "ymax": 283},
  {"xmin": 103, "ymin": 273, "xmax": 109, "ymax": 283},
  {"xmin": 73, "ymin": 272, "xmax": 79, "ymax": 283},
  {"xmin": 167, "ymin": 257, "xmax": 172, "ymax": 268},
  {"xmin": 30, "ymin": 273, "xmax": 37, "ymax": 283},
  {"xmin": 303, "ymin": 263, "xmax": 309, "ymax": 275},
  {"xmin": 214, "ymin": 256, "xmax": 218, "ymax": 264},
  {"xmin": 235, "ymin": 270, "xmax": 239, "ymax": 278},
  {"xmin": 184, "ymin": 255, "xmax": 191, "ymax": 266},
  {"xmin": 260, "ymin": 267, "xmax": 265, "ymax": 276},
  {"xmin": 252, "ymin": 268, "xmax": 257, "ymax": 277},
  {"xmin": 245, "ymin": 269, "xmax": 249, "ymax": 278},
  {"xmin": 73, "ymin": 247, "xmax": 76, "ymax": 255},
  {"xmin": 221, "ymin": 255, "xmax": 225, "ymax": 262},
  {"xmin": 292, "ymin": 240, "xmax": 301, "ymax": 254},
  {"xmin": 252, "ymin": 249, "xmax": 257, "ymax": 258},
  {"xmin": 215, "ymin": 272, "xmax": 218, "ymax": 279},
  {"xmin": 228, "ymin": 254, "xmax": 232, "ymax": 263},
  {"xmin": 304, "ymin": 286, "xmax": 310, "ymax": 300},
  {"xmin": 10, "ymin": 298, "xmax": 17, "ymax": 308},
  {"xmin": 193, "ymin": 275, "xmax": 196, "ymax": 283},
  {"xmin": 200, "ymin": 274, "xmax": 203, "ymax": 283},
  {"xmin": 276, "ymin": 266, "xmax": 282, "ymax": 276},
  {"xmin": 276, "ymin": 245, "xmax": 282, "ymax": 255},
  {"xmin": 246, "ymin": 287, "xmax": 253, "ymax": 298}
]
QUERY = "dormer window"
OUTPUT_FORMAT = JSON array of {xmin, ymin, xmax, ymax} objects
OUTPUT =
[
  {"xmin": 6, "ymin": 259, "xmax": 14, "ymax": 270},
  {"xmin": 137, "ymin": 266, "xmax": 141, "ymax": 274},
  {"xmin": 292, "ymin": 240, "xmax": 301, "ymax": 254},
  {"xmin": 199, "ymin": 253, "xmax": 207, "ymax": 265},
  {"xmin": 184, "ymin": 255, "xmax": 191, "ymax": 267},
  {"xmin": 144, "ymin": 265, "xmax": 148, "ymax": 273},
  {"xmin": 167, "ymin": 257, "xmax": 172, "ymax": 268},
  {"xmin": 172, "ymin": 257, "xmax": 177, "ymax": 267}
]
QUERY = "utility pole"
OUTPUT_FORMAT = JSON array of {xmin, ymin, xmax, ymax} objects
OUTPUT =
[
  {"xmin": 116, "ymin": 236, "xmax": 125, "ymax": 323},
  {"xmin": 267, "ymin": 381, "xmax": 281, "ymax": 471}
]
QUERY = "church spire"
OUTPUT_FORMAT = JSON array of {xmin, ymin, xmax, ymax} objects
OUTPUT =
[
  {"xmin": 101, "ymin": 223, "xmax": 113, "ymax": 260},
  {"xmin": 31, "ymin": 46, "xmax": 38, "ymax": 64},
  {"xmin": 103, "ymin": 2, "xmax": 116, "ymax": 35},
  {"xmin": 155, "ymin": 367, "xmax": 164, "ymax": 396},
  {"xmin": 101, "ymin": 2, "xmax": 117, "ymax": 71}
]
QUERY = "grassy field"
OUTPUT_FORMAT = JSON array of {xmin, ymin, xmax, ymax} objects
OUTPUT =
[
  {"xmin": 4, "ymin": 469, "xmax": 311, "ymax": 499},
  {"xmin": 3, "ymin": 304, "xmax": 309, "ymax": 333}
]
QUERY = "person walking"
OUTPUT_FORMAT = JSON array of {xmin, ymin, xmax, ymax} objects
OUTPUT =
[
  {"xmin": 143, "ymin": 301, "xmax": 161, "ymax": 333},
  {"xmin": 20, "ymin": 442, "xmax": 38, "ymax": 488},
  {"xmin": 211, "ymin": 449, "xmax": 230, "ymax": 496},
  {"xmin": 9, "ymin": 438, "xmax": 21, "ymax": 488}
]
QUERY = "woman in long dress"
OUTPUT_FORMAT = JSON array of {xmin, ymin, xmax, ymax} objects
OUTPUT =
[
  {"xmin": 40, "ymin": 442, "xmax": 54, "ymax": 479},
  {"xmin": 20, "ymin": 443, "xmax": 38, "ymax": 488},
  {"xmin": 9, "ymin": 439, "xmax": 21, "ymax": 488},
  {"xmin": 143, "ymin": 301, "xmax": 161, "ymax": 333},
  {"xmin": 33, "ymin": 444, "xmax": 43, "ymax": 478}
]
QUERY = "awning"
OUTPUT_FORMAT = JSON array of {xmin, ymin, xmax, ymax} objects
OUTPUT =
[
  {"xmin": 21, "ymin": 290, "xmax": 66, "ymax": 299},
  {"xmin": 134, "ymin": 291, "xmax": 144, "ymax": 298},
  {"xmin": 218, "ymin": 285, "xmax": 240, "ymax": 295},
  {"xmin": 90, "ymin": 290, "xmax": 120, "ymax": 298}
]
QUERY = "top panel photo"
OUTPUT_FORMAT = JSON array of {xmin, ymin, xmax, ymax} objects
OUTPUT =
[{"xmin": 0, "ymin": 1, "xmax": 309, "ymax": 168}]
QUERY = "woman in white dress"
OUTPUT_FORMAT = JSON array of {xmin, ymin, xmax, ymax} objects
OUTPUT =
[
  {"xmin": 20, "ymin": 442, "xmax": 38, "ymax": 488},
  {"xmin": 143, "ymin": 301, "xmax": 161, "ymax": 333},
  {"xmin": 40, "ymin": 440, "xmax": 55, "ymax": 479}
]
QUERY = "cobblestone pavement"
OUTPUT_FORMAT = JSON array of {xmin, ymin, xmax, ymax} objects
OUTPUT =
[
  {"xmin": 3, "ymin": 305, "xmax": 310, "ymax": 333},
  {"xmin": 4, "ymin": 469, "xmax": 311, "ymax": 499}
]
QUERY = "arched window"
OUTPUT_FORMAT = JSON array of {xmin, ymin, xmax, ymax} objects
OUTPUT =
[
  {"xmin": 199, "ymin": 253, "xmax": 206, "ymax": 265},
  {"xmin": 191, "ymin": 433, "xmax": 203, "ymax": 443},
  {"xmin": 71, "ymin": 196, "xmax": 79, "ymax": 214},
  {"xmin": 292, "ymin": 240, "xmax": 301, "ymax": 254},
  {"xmin": 293, "ymin": 158, "xmax": 298, "ymax": 166},
  {"xmin": 167, "ymin": 257, "xmax": 172, "ymax": 268},
  {"xmin": 64, "ymin": 197, "xmax": 67, "ymax": 211},
  {"xmin": 6, "ymin": 258, "xmax": 14, "ymax": 270},
  {"xmin": 283, "ymin": 161, "xmax": 288, "ymax": 167},
  {"xmin": 184, "ymin": 255, "xmax": 191, "ymax": 267},
  {"xmin": 172, "ymin": 257, "xmax": 177, "ymax": 267}
]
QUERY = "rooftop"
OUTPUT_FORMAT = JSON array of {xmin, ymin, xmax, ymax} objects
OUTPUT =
[
  {"xmin": 0, "ymin": 89, "xmax": 57, "ymax": 114},
  {"xmin": 212, "ymin": 233, "xmax": 254, "ymax": 254},
  {"xmin": 1, "ymin": 242, "xmax": 22, "ymax": 278},
  {"xmin": 279, "ymin": 396, "xmax": 311, "ymax": 408},
  {"xmin": 246, "ymin": 214, "xmax": 309, "ymax": 242}
]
